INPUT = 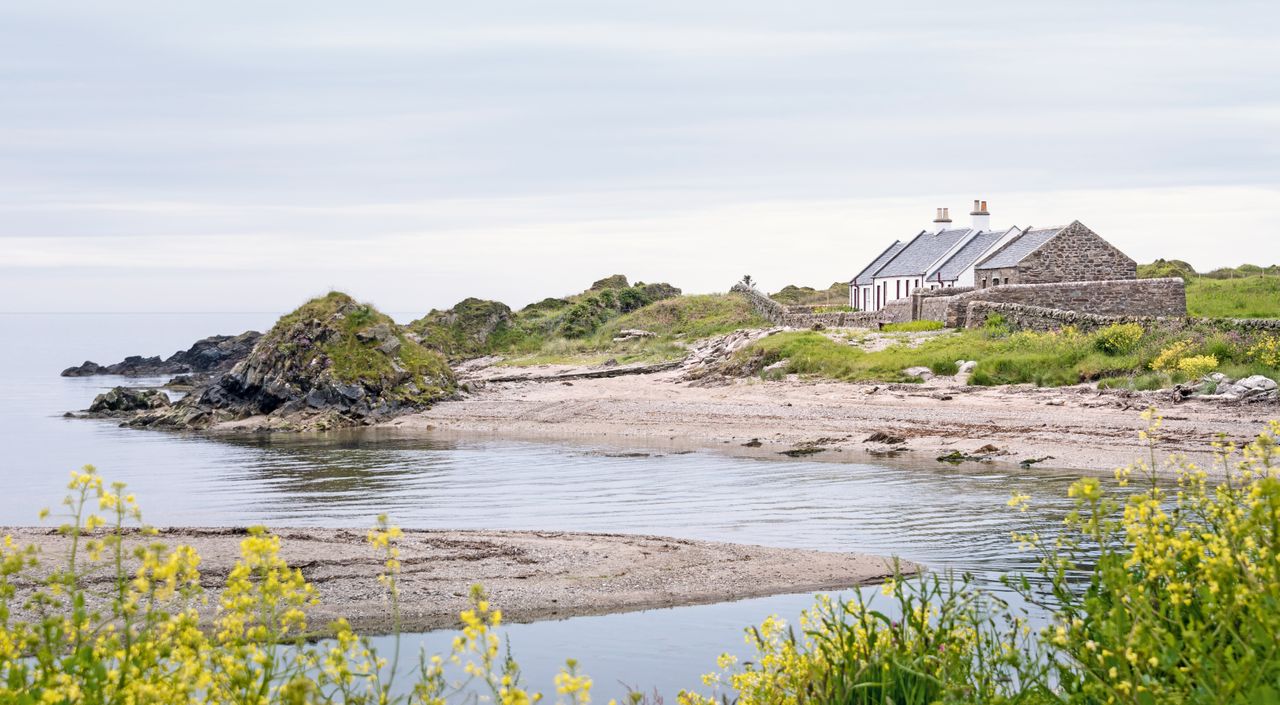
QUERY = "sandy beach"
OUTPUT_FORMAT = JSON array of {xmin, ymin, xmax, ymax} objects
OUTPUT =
[
  {"xmin": 390, "ymin": 363, "xmax": 1278, "ymax": 475},
  {"xmin": 1, "ymin": 527, "xmax": 904, "ymax": 634}
]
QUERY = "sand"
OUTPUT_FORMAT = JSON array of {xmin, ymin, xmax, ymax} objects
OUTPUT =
[
  {"xmin": 0, "ymin": 526, "xmax": 906, "ymax": 634},
  {"xmin": 390, "ymin": 364, "xmax": 1278, "ymax": 475}
]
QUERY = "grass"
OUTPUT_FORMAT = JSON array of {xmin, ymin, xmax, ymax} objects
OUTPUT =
[
  {"xmin": 881, "ymin": 320, "xmax": 944, "ymax": 332},
  {"xmin": 500, "ymin": 294, "xmax": 767, "ymax": 367},
  {"xmin": 741, "ymin": 321, "xmax": 1280, "ymax": 388},
  {"xmin": 1186, "ymin": 275, "xmax": 1280, "ymax": 318}
]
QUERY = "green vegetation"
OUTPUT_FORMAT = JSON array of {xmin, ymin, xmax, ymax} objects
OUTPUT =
[
  {"xmin": 881, "ymin": 320, "xmax": 944, "ymax": 333},
  {"xmin": 502, "ymin": 293, "xmax": 767, "ymax": 367},
  {"xmin": 1186, "ymin": 276, "xmax": 1280, "ymax": 318},
  {"xmin": 739, "ymin": 320, "xmax": 1280, "ymax": 388},
  {"xmin": 408, "ymin": 275, "xmax": 685, "ymax": 361},
  {"xmin": 18, "ymin": 420, "xmax": 1280, "ymax": 703},
  {"xmin": 1138, "ymin": 260, "xmax": 1280, "ymax": 318},
  {"xmin": 770, "ymin": 281, "xmax": 848, "ymax": 307},
  {"xmin": 266, "ymin": 291, "xmax": 453, "ymax": 404}
]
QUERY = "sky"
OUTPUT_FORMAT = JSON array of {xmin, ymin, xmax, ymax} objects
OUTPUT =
[{"xmin": 1, "ymin": 1, "xmax": 1278, "ymax": 314}]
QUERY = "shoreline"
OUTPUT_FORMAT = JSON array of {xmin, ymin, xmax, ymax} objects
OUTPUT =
[
  {"xmin": 1, "ymin": 527, "xmax": 906, "ymax": 635},
  {"xmin": 384, "ymin": 366, "xmax": 1278, "ymax": 475}
]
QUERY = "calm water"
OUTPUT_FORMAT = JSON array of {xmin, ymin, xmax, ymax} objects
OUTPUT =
[{"xmin": 0, "ymin": 313, "xmax": 1107, "ymax": 698}]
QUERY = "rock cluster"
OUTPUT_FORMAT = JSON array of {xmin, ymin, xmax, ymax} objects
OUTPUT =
[
  {"xmin": 1174, "ymin": 373, "xmax": 1279, "ymax": 402},
  {"xmin": 61, "ymin": 331, "xmax": 261, "ymax": 378},
  {"xmin": 87, "ymin": 387, "xmax": 171, "ymax": 415},
  {"xmin": 679, "ymin": 328, "xmax": 785, "ymax": 383},
  {"xmin": 612, "ymin": 329, "xmax": 656, "ymax": 342},
  {"xmin": 124, "ymin": 292, "xmax": 455, "ymax": 431}
]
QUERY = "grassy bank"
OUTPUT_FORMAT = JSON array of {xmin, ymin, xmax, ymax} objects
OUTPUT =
[
  {"xmin": 741, "ymin": 317, "xmax": 1280, "ymax": 388},
  {"xmin": 1139, "ymin": 260, "xmax": 1280, "ymax": 318},
  {"xmin": 1186, "ymin": 275, "xmax": 1280, "ymax": 318},
  {"xmin": 499, "ymin": 293, "xmax": 768, "ymax": 366}
]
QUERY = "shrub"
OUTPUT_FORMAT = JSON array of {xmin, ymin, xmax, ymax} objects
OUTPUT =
[
  {"xmin": 1247, "ymin": 334, "xmax": 1280, "ymax": 368},
  {"xmin": 982, "ymin": 313, "xmax": 1009, "ymax": 336},
  {"xmin": 1150, "ymin": 339, "xmax": 1194, "ymax": 371},
  {"xmin": 1176, "ymin": 353, "xmax": 1219, "ymax": 378},
  {"xmin": 1092, "ymin": 322, "xmax": 1144, "ymax": 355}
]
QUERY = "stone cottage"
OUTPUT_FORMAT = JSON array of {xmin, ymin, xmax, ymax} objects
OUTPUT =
[
  {"xmin": 972, "ymin": 220, "xmax": 1136, "ymax": 288},
  {"xmin": 850, "ymin": 202, "xmax": 1136, "ymax": 311}
]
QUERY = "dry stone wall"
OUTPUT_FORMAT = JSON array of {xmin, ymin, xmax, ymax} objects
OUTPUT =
[
  {"xmin": 961, "ymin": 301, "xmax": 1280, "ymax": 334},
  {"xmin": 937, "ymin": 278, "xmax": 1186, "ymax": 327},
  {"xmin": 731, "ymin": 283, "xmax": 879, "ymax": 329}
]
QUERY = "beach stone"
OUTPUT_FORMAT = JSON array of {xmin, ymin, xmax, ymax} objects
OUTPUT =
[
  {"xmin": 904, "ymin": 366, "xmax": 934, "ymax": 380},
  {"xmin": 957, "ymin": 360, "xmax": 977, "ymax": 374},
  {"xmin": 1238, "ymin": 375, "xmax": 1277, "ymax": 392}
]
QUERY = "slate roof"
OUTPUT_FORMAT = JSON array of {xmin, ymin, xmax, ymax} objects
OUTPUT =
[
  {"xmin": 874, "ymin": 228, "xmax": 972, "ymax": 278},
  {"xmin": 976, "ymin": 226, "xmax": 1064, "ymax": 269},
  {"xmin": 851, "ymin": 240, "xmax": 907, "ymax": 286},
  {"xmin": 933, "ymin": 229, "xmax": 1007, "ymax": 282}
]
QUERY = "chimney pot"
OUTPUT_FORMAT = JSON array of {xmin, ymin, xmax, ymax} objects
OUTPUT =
[{"xmin": 969, "ymin": 199, "xmax": 991, "ymax": 230}]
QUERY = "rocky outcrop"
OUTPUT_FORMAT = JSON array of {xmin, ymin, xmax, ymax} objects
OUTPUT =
[
  {"xmin": 61, "ymin": 331, "xmax": 261, "ymax": 377},
  {"xmin": 125, "ymin": 292, "xmax": 455, "ymax": 431},
  {"xmin": 87, "ymin": 387, "xmax": 171, "ymax": 415},
  {"xmin": 408, "ymin": 298, "xmax": 517, "ymax": 362}
]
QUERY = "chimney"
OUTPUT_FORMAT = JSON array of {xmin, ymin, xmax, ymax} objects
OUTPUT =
[
  {"xmin": 933, "ymin": 206, "xmax": 952, "ymax": 232},
  {"xmin": 970, "ymin": 199, "xmax": 990, "ymax": 231}
]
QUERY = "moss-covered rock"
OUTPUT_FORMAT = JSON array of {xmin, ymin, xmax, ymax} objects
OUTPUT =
[
  {"xmin": 408, "ymin": 297, "xmax": 523, "ymax": 362},
  {"xmin": 132, "ymin": 292, "xmax": 454, "ymax": 430}
]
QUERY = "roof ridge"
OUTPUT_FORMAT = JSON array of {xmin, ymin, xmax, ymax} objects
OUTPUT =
[{"xmin": 849, "ymin": 239, "xmax": 905, "ymax": 285}]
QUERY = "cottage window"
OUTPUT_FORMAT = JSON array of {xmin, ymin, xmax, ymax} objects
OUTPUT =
[{"xmin": 993, "ymin": 278, "xmax": 1001, "ymax": 286}]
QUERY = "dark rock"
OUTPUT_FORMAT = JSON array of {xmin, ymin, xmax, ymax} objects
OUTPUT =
[
  {"xmin": 61, "ymin": 361, "xmax": 107, "ymax": 376},
  {"xmin": 742, "ymin": 438, "xmax": 763, "ymax": 448},
  {"xmin": 61, "ymin": 331, "xmax": 262, "ymax": 377},
  {"xmin": 864, "ymin": 431, "xmax": 905, "ymax": 445},
  {"xmin": 88, "ymin": 387, "xmax": 171, "ymax": 414}
]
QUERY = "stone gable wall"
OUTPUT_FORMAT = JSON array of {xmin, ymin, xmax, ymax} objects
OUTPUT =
[{"xmin": 975, "ymin": 221, "xmax": 1137, "ymax": 286}]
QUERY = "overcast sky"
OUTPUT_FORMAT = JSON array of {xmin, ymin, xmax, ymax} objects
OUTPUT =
[{"xmin": 2, "ymin": 1, "xmax": 1277, "ymax": 314}]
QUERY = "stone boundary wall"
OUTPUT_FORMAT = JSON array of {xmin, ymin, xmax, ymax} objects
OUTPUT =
[
  {"xmin": 880, "ymin": 299, "xmax": 913, "ymax": 324},
  {"xmin": 962, "ymin": 300, "xmax": 1280, "ymax": 334},
  {"xmin": 731, "ymin": 283, "xmax": 879, "ymax": 328},
  {"xmin": 936, "ymin": 278, "xmax": 1186, "ymax": 327}
]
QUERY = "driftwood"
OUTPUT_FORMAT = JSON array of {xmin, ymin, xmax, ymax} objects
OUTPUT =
[{"xmin": 481, "ymin": 360, "xmax": 683, "ymax": 384}]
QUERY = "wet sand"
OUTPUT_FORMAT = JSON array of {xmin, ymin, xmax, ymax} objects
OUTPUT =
[{"xmin": 0, "ymin": 527, "xmax": 907, "ymax": 634}]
